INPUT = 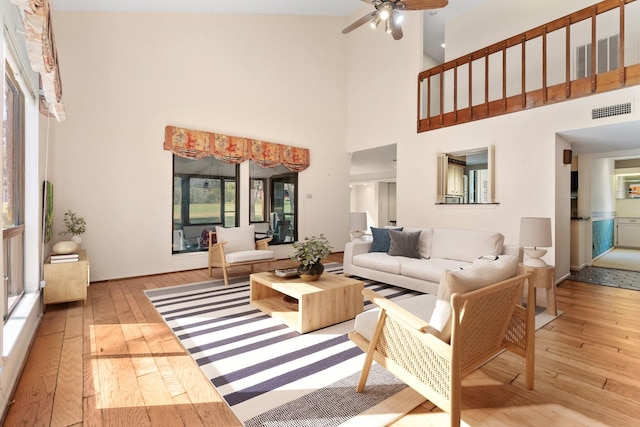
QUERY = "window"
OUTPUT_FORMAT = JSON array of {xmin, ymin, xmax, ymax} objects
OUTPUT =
[
  {"xmin": 250, "ymin": 178, "xmax": 265, "ymax": 222},
  {"xmin": 250, "ymin": 162, "xmax": 297, "ymax": 245},
  {"xmin": 576, "ymin": 34, "xmax": 619, "ymax": 78},
  {"xmin": 172, "ymin": 156, "xmax": 238, "ymax": 253},
  {"xmin": 3, "ymin": 62, "xmax": 25, "ymax": 320}
]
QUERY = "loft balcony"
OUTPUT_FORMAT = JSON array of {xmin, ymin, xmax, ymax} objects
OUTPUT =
[{"xmin": 418, "ymin": 0, "xmax": 640, "ymax": 133}]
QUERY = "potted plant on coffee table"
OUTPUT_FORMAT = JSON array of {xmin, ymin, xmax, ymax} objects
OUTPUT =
[{"xmin": 291, "ymin": 234, "xmax": 332, "ymax": 281}]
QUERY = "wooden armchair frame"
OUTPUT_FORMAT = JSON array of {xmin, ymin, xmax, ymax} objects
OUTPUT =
[
  {"xmin": 207, "ymin": 231, "xmax": 275, "ymax": 286},
  {"xmin": 349, "ymin": 272, "xmax": 535, "ymax": 427}
]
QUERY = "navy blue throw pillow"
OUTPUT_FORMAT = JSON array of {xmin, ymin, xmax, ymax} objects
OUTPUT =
[{"xmin": 370, "ymin": 226, "xmax": 403, "ymax": 252}]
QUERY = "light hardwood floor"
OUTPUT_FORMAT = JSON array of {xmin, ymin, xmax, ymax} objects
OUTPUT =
[{"xmin": 3, "ymin": 254, "xmax": 640, "ymax": 426}]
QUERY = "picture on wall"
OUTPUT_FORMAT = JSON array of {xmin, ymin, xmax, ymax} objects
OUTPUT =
[{"xmin": 43, "ymin": 181, "xmax": 54, "ymax": 243}]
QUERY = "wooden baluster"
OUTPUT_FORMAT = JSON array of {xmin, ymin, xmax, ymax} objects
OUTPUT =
[
  {"xmin": 591, "ymin": 6, "xmax": 597, "ymax": 92},
  {"xmin": 468, "ymin": 55, "xmax": 473, "ymax": 120},
  {"xmin": 542, "ymin": 26, "xmax": 548, "ymax": 104},
  {"xmin": 620, "ymin": 0, "xmax": 626, "ymax": 85},
  {"xmin": 521, "ymin": 34, "xmax": 526, "ymax": 108},
  {"xmin": 565, "ymin": 17, "xmax": 571, "ymax": 99}
]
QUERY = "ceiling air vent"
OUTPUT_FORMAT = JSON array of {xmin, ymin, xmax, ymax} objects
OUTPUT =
[{"xmin": 592, "ymin": 101, "xmax": 632, "ymax": 120}]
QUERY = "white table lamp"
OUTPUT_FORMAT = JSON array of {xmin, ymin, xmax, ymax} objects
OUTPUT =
[
  {"xmin": 519, "ymin": 217, "xmax": 552, "ymax": 267},
  {"xmin": 349, "ymin": 212, "xmax": 367, "ymax": 240}
]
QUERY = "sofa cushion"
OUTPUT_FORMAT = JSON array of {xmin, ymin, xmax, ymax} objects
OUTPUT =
[
  {"xmin": 215, "ymin": 225, "xmax": 255, "ymax": 254},
  {"xmin": 370, "ymin": 226, "xmax": 403, "ymax": 252},
  {"xmin": 429, "ymin": 228, "xmax": 504, "ymax": 262},
  {"xmin": 352, "ymin": 252, "xmax": 414, "ymax": 275},
  {"xmin": 388, "ymin": 230, "xmax": 421, "ymax": 258},
  {"xmin": 428, "ymin": 255, "xmax": 518, "ymax": 342},
  {"xmin": 225, "ymin": 249, "xmax": 274, "ymax": 263},
  {"xmin": 400, "ymin": 258, "xmax": 470, "ymax": 283},
  {"xmin": 355, "ymin": 294, "xmax": 438, "ymax": 342}
]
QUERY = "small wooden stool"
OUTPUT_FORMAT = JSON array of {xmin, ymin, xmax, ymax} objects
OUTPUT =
[{"xmin": 518, "ymin": 263, "xmax": 557, "ymax": 315}]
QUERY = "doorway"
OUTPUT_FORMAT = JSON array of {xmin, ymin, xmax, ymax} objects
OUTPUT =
[
  {"xmin": 561, "ymin": 119, "xmax": 640, "ymax": 275},
  {"xmin": 350, "ymin": 144, "xmax": 397, "ymax": 233}
]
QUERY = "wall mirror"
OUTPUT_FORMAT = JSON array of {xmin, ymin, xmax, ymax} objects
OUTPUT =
[{"xmin": 436, "ymin": 145, "xmax": 495, "ymax": 204}]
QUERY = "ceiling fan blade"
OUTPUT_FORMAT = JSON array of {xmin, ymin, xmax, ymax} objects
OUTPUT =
[
  {"xmin": 401, "ymin": 0, "xmax": 448, "ymax": 11},
  {"xmin": 390, "ymin": 12, "xmax": 403, "ymax": 40},
  {"xmin": 342, "ymin": 11, "xmax": 378, "ymax": 34}
]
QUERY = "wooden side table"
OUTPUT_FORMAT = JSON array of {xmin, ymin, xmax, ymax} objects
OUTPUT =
[
  {"xmin": 518, "ymin": 263, "xmax": 556, "ymax": 315},
  {"xmin": 43, "ymin": 250, "xmax": 90, "ymax": 305}
]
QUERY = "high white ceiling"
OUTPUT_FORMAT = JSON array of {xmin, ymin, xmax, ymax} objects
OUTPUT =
[{"xmin": 49, "ymin": 0, "xmax": 363, "ymax": 15}]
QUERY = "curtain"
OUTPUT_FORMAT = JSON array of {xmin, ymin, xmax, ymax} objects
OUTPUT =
[
  {"xmin": 11, "ymin": 0, "xmax": 65, "ymax": 121},
  {"xmin": 164, "ymin": 125, "xmax": 310, "ymax": 172}
]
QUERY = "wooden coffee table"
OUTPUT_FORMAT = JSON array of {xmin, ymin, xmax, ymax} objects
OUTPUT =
[{"xmin": 249, "ymin": 271, "xmax": 364, "ymax": 333}]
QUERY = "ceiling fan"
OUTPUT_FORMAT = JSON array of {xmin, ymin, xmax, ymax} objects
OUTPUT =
[{"xmin": 342, "ymin": 0, "xmax": 448, "ymax": 40}]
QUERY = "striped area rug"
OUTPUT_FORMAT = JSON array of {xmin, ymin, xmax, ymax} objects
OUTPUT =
[{"xmin": 144, "ymin": 264, "xmax": 425, "ymax": 426}]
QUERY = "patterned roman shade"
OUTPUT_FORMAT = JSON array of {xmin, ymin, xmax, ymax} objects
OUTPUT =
[
  {"xmin": 164, "ymin": 125, "xmax": 310, "ymax": 172},
  {"xmin": 11, "ymin": 0, "xmax": 65, "ymax": 121}
]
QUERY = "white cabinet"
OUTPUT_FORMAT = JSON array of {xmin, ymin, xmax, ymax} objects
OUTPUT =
[
  {"xmin": 617, "ymin": 218, "xmax": 640, "ymax": 248},
  {"xmin": 446, "ymin": 163, "xmax": 464, "ymax": 196}
]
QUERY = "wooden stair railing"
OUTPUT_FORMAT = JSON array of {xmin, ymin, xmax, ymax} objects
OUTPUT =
[{"xmin": 418, "ymin": 0, "xmax": 640, "ymax": 133}]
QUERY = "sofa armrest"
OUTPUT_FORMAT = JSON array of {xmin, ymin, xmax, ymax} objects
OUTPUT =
[
  {"xmin": 344, "ymin": 240, "xmax": 372, "ymax": 259},
  {"xmin": 502, "ymin": 244, "xmax": 523, "ymax": 262}
]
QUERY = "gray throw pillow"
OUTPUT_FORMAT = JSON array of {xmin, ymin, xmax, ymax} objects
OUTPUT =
[{"xmin": 388, "ymin": 230, "xmax": 421, "ymax": 258}]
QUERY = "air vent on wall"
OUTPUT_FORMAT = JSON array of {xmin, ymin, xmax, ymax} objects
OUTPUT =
[{"xmin": 592, "ymin": 101, "xmax": 632, "ymax": 120}]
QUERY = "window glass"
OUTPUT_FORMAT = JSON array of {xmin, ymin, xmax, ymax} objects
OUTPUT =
[
  {"xmin": 249, "ymin": 162, "xmax": 297, "ymax": 245},
  {"xmin": 172, "ymin": 156, "xmax": 238, "ymax": 253},
  {"xmin": 3, "ymin": 62, "xmax": 26, "ymax": 320},
  {"xmin": 250, "ymin": 178, "xmax": 265, "ymax": 222}
]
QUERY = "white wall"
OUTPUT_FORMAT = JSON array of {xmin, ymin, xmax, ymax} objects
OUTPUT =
[
  {"xmin": 50, "ymin": 11, "xmax": 350, "ymax": 280},
  {"xmin": 591, "ymin": 158, "xmax": 616, "ymax": 217},
  {"xmin": 346, "ymin": 7, "xmax": 423, "ymax": 153},
  {"xmin": 445, "ymin": 0, "xmax": 601, "ymax": 62},
  {"xmin": 344, "ymin": 1, "xmax": 640, "ymax": 281}
]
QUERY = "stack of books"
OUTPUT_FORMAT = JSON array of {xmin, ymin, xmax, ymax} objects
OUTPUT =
[{"xmin": 50, "ymin": 253, "xmax": 80, "ymax": 264}]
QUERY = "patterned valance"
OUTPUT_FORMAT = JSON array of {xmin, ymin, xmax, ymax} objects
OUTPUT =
[
  {"xmin": 164, "ymin": 126, "xmax": 310, "ymax": 172},
  {"xmin": 11, "ymin": 0, "xmax": 65, "ymax": 121}
]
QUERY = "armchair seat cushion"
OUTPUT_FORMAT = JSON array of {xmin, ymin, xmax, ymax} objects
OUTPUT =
[
  {"xmin": 355, "ymin": 294, "xmax": 437, "ymax": 342},
  {"xmin": 225, "ymin": 249, "xmax": 274, "ymax": 264}
]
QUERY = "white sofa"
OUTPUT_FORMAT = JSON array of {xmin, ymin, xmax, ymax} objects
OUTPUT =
[{"xmin": 343, "ymin": 227, "xmax": 522, "ymax": 295}]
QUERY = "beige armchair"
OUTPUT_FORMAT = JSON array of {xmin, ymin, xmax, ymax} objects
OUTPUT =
[
  {"xmin": 349, "ymin": 265, "xmax": 535, "ymax": 427},
  {"xmin": 208, "ymin": 225, "xmax": 276, "ymax": 286}
]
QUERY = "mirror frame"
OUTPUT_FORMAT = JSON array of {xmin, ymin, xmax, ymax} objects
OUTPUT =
[{"xmin": 436, "ymin": 145, "xmax": 496, "ymax": 204}]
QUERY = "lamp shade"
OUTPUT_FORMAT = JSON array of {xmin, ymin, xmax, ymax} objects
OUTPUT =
[
  {"xmin": 349, "ymin": 212, "xmax": 367, "ymax": 232},
  {"xmin": 519, "ymin": 217, "xmax": 552, "ymax": 248}
]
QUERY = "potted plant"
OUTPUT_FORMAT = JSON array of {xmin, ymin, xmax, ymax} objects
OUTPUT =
[
  {"xmin": 59, "ymin": 210, "xmax": 87, "ymax": 246},
  {"xmin": 291, "ymin": 234, "xmax": 332, "ymax": 281}
]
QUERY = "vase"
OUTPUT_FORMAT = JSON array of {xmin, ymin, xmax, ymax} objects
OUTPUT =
[
  {"xmin": 71, "ymin": 235, "xmax": 82, "ymax": 248},
  {"xmin": 52, "ymin": 240, "xmax": 79, "ymax": 255},
  {"xmin": 297, "ymin": 262, "xmax": 324, "ymax": 281}
]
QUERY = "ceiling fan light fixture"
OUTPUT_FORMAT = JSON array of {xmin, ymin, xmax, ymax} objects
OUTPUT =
[
  {"xmin": 379, "ymin": 3, "xmax": 393, "ymax": 20},
  {"xmin": 385, "ymin": 19, "xmax": 392, "ymax": 33},
  {"xmin": 370, "ymin": 16, "xmax": 381, "ymax": 29}
]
